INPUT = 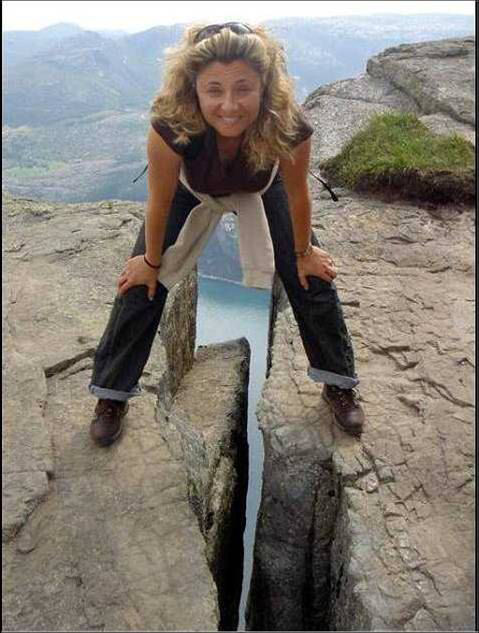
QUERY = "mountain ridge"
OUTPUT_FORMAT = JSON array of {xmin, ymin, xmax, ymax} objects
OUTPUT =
[{"xmin": 3, "ymin": 14, "xmax": 475, "ymax": 204}]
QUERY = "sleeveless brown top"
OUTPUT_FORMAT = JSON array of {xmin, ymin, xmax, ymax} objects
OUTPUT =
[{"xmin": 151, "ymin": 114, "xmax": 314, "ymax": 196}]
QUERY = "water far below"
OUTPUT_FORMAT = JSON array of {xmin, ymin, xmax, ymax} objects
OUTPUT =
[{"xmin": 195, "ymin": 275, "xmax": 271, "ymax": 631}]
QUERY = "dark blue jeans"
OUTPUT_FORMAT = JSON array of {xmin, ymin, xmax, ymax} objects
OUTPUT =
[{"xmin": 89, "ymin": 177, "xmax": 358, "ymax": 401}]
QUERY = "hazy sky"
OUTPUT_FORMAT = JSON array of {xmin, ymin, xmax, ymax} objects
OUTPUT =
[{"xmin": 2, "ymin": 1, "xmax": 476, "ymax": 33}]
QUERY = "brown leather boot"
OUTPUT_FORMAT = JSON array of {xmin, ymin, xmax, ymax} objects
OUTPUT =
[
  {"xmin": 322, "ymin": 385, "xmax": 365, "ymax": 437},
  {"xmin": 90, "ymin": 399, "xmax": 129, "ymax": 446}
]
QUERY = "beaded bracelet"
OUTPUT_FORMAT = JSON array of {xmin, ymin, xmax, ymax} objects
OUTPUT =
[
  {"xmin": 294, "ymin": 244, "xmax": 313, "ymax": 258},
  {"xmin": 144, "ymin": 254, "xmax": 161, "ymax": 269}
]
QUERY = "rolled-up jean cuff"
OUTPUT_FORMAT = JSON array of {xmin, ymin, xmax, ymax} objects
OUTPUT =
[
  {"xmin": 308, "ymin": 367, "xmax": 359, "ymax": 389},
  {"xmin": 88, "ymin": 383, "xmax": 142, "ymax": 402}
]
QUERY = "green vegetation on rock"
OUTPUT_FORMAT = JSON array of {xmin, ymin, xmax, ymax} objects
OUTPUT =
[{"xmin": 321, "ymin": 112, "xmax": 475, "ymax": 203}]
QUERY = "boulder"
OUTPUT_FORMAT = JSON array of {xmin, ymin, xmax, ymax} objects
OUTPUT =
[{"xmin": 366, "ymin": 37, "xmax": 475, "ymax": 127}]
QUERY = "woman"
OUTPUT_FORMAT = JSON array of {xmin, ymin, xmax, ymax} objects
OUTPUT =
[{"xmin": 88, "ymin": 22, "xmax": 364, "ymax": 446}]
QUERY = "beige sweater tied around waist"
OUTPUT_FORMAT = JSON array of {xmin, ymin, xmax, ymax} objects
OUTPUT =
[{"xmin": 156, "ymin": 162, "xmax": 279, "ymax": 291}]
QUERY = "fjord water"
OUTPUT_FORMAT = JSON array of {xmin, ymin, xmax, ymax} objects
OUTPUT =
[{"xmin": 196, "ymin": 275, "xmax": 271, "ymax": 630}]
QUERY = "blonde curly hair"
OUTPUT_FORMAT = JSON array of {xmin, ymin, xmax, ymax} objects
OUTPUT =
[{"xmin": 150, "ymin": 24, "xmax": 304, "ymax": 173}]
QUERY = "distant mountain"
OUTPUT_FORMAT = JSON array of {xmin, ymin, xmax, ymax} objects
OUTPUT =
[
  {"xmin": 4, "ymin": 31, "xmax": 151, "ymax": 126},
  {"xmin": 263, "ymin": 14, "xmax": 475, "ymax": 100},
  {"xmin": 3, "ymin": 22, "xmax": 129, "ymax": 65},
  {"xmin": 97, "ymin": 29, "xmax": 129, "ymax": 40},
  {"xmin": 3, "ymin": 23, "xmax": 85, "ymax": 68},
  {"xmin": 36, "ymin": 22, "xmax": 85, "ymax": 39},
  {"xmin": 3, "ymin": 13, "xmax": 475, "ymax": 206},
  {"xmin": 3, "ymin": 14, "xmax": 474, "ymax": 127},
  {"xmin": 3, "ymin": 23, "xmax": 187, "ymax": 127}
]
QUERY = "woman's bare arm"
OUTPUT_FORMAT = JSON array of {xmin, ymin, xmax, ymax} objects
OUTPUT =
[
  {"xmin": 279, "ymin": 137, "xmax": 312, "ymax": 254},
  {"xmin": 145, "ymin": 127, "xmax": 182, "ymax": 265},
  {"xmin": 117, "ymin": 128, "xmax": 182, "ymax": 298},
  {"xmin": 279, "ymin": 137, "xmax": 336, "ymax": 289}
]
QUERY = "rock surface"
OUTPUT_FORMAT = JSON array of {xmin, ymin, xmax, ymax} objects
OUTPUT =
[
  {"xmin": 366, "ymin": 38, "xmax": 475, "ymax": 127},
  {"xmin": 248, "ymin": 37, "xmax": 475, "ymax": 632},
  {"xmin": 158, "ymin": 339, "xmax": 250, "ymax": 630},
  {"xmin": 304, "ymin": 36, "xmax": 475, "ymax": 165},
  {"xmin": 247, "ymin": 187, "xmax": 475, "ymax": 630},
  {"xmin": 1, "ymin": 194, "xmax": 247, "ymax": 631}
]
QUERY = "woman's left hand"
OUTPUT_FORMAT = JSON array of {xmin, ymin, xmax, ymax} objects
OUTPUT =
[{"xmin": 296, "ymin": 245, "xmax": 337, "ymax": 290}]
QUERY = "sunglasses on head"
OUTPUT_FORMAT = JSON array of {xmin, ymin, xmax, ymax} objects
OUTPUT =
[{"xmin": 194, "ymin": 22, "xmax": 253, "ymax": 43}]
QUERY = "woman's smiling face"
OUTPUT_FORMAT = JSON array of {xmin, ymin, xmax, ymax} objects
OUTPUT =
[{"xmin": 195, "ymin": 60, "xmax": 263, "ymax": 141}]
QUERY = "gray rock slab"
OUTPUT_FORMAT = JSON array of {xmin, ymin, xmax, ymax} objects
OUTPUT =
[
  {"xmin": 305, "ymin": 73, "xmax": 421, "ymax": 111},
  {"xmin": 367, "ymin": 37, "xmax": 475, "ymax": 126},
  {"xmin": 2, "ymin": 194, "xmax": 220, "ymax": 631},
  {"xmin": 419, "ymin": 113, "xmax": 475, "ymax": 145},
  {"xmin": 3, "ymin": 370, "xmax": 219, "ymax": 631},
  {"xmin": 306, "ymin": 91, "xmax": 397, "ymax": 163},
  {"xmin": 248, "ymin": 189, "xmax": 475, "ymax": 630},
  {"xmin": 2, "ymin": 322, "xmax": 53, "ymax": 542},
  {"xmin": 3, "ymin": 195, "xmax": 147, "ymax": 372},
  {"xmin": 158, "ymin": 338, "xmax": 250, "ymax": 630}
]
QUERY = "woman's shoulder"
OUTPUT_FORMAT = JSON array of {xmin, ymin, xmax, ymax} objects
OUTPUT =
[
  {"xmin": 150, "ymin": 117, "xmax": 205, "ymax": 158},
  {"xmin": 292, "ymin": 110, "xmax": 314, "ymax": 147}
]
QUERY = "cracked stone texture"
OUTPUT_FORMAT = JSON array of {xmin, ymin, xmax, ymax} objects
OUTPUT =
[
  {"xmin": 304, "ymin": 36, "xmax": 475, "ymax": 164},
  {"xmin": 158, "ymin": 338, "xmax": 250, "ymax": 630},
  {"xmin": 249, "ymin": 39, "xmax": 474, "ymax": 631},
  {"xmin": 2, "ymin": 193, "xmax": 222, "ymax": 630},
  {"xmin": 247, "ymin": 175, "xmax": 474, "ymax": 630}
]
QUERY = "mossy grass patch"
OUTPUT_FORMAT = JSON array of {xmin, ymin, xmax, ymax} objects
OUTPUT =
[{"xmin": 320, "ymin": 112, "xmax": 475, "ymax": 205}]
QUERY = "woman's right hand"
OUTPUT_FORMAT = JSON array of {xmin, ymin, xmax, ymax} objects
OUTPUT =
[
  {"xmin": 296, "ymin": 246, "xmax": 337, "ymax": 290},
  {"xmin": 117, "ymin": 254, "xmax": 159, "ymax": 300}
]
